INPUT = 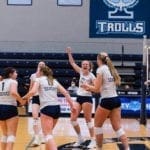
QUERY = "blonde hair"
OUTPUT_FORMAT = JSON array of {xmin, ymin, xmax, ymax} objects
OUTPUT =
[
  {"xmin": 40, "ymin": 65, "xmax": 54, "ymax": 85},
  {"xmin": 97, "ymin": 53, "xmax": 121, "ymax": 86}
]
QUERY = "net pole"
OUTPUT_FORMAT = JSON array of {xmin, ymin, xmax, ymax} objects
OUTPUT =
[
  {"xmin": 140, "ymin": 35, "xmax": 147, "ymax": 125},
  {"xmin": 146, "ymin": 47, "xmax": 149, "ymax": 82}
]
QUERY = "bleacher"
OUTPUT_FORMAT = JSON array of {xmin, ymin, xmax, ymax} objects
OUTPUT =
[{"xmin": 0, "ymin": 52, "xmax": 142, "ymax": 94}]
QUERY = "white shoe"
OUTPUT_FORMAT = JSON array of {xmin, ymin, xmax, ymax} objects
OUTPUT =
[
  {"xmin": 40, "ymin": 136, "xmax": 45, "ymax": 144},
  {"xmin": 87, "ymin": 139, "xmax": 96, "ymax": 149},
  {"xmin": 73, "ymin": 141, "xmax": 81, "ymax": 147},
  {"xmin": 41, "ymin": 137, "xmax": 45, "ymax": 144},
  {"xmin": 32, "ymin": 135, "xmax": 41, "ymax": 146},
  {"xmin": 73, "ymin": 138, "xmax": 84, "ymax": 147}
]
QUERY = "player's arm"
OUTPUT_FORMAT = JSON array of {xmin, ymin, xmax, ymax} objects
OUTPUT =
[
  {"xmin": 66, "ymin": 47, "xmax": 81, "ymax": 73},
  {"xmin": 145, "ymin": 80, "xmax": 150, "ymax": 85},
  {"xmin": 23, "ymin": 81, "xmax": 39, "ymax": 100},
  {"xmin": 29, "ymin": 77, "xmax": 34, "ymax": 91},
  {"xmin": 91, "ymin": 73, "xmax": 96, "ymax": 85},
  {"xmin": 10, "ymin": 82, "xmax": 26, "ymax": 105},
  {"xmin": 82, "ymin": 73, "xmax": 102, "ymax": 93},
  {"xmin": 57, "ymin": 83, "xmax": 75, "ymax": 109}
]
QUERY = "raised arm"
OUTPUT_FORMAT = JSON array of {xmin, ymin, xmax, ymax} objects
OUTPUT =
[{"xmin": 66, "ymin": 47, "xmax": 81, "ymax": 73}]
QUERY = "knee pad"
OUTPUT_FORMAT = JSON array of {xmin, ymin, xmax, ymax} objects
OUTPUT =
[
  {"xmin": 116, "ymin": 128, "xmax": 125, "ymax": 138},
  {"xmin": 33, "ymin": 118, "xmax": 39, "ymax": 126},
  {"xmin": 7, "ymin": 135, "xmax": 16, "ymax": 143},
  {"xmin": 86, "ymin": 122, "xmax": 93, "ymax": 129},
  {"xmin": 95, "ymin": 127, "xmax": 103, "ymax": 135},
  {"xmin": 71, "ymin": 121, "xmax": 78, "ymax": 127},
  {"xmin": 45, "ymin": 134, "xmax": 53, "ymax": 142},
  {"xmin": 1, "ymin": 135, "xmax": 7, "ymax": 143}
]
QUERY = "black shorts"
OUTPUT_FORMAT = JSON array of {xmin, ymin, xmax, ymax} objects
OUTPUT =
[
  {"xmin": 40, "ymin": 105, "xmax": 61, "ymax": 119},
  {"xmin": 0, "ymin": 105, "xmax": 18, "ymax": 121},
  {"xmin": 100, "ymin": 97, "xmax": 121, "ymax": 110},
  {"xmin": 76, "ymin": 96, "xmax": 93, "ymax": 105},
  {"xmin": 32, "ymin": 95, "xmax": 40, "ymax": 105}
]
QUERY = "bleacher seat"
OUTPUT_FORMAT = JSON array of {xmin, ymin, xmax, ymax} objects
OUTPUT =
[{"xmin": 0, "ymin": 52, "xmax": 142, "ymax": 91}]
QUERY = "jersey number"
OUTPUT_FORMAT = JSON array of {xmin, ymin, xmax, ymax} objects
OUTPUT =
[{"xmin": 2, "ymin": 82, "xmax": 5, "ymax": 91}]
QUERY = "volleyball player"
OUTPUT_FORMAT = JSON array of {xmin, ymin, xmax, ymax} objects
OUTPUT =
[
  {"xmin": 0, "ymin": 67, "xmax": 26, "ymax": 150},
  {"xmin": 29, "ymin": 61, "xmax": 46, "ymax": 146},
  {"xmin": 66, "ymin": 47, "xmax": 96, "ymax": 148},
  {"xmin": 82, "ymin": 52, "xmax": 130, "ymax": 150},
  {"xmin": 23, "ymin": 65, "xmax": 76, "ymax": 150}
]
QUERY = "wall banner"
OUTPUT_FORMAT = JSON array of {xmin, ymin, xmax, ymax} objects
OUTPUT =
[{"xmin": 89, "ymin": 0, "xmax": 150, "ymax": 38}]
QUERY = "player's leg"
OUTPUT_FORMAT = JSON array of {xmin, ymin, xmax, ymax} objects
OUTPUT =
[
  {"xmin": 40, "ymin": 105, "xmax": 60, "ymax": 150},
  {"xmin": 32, "ymin": 96, "xmax": 41, "ymax": 146},
  {"xmin": 110, "ymin": 108, "xmax": 129, "ymax": 150},
  {"xmin": 94, "ymin": 106, "xmax": 110, "ymax": 149},
  {"xmin": 42, "ymin": 116, "xmax": 57, "ymax": 150},
  {"xmin": 70, "ymin": 101, "xmax": 83, "ymax": 146},
  {"xmin": 0, "ymin": 121, "xmax": 7, "ymax": 150},
  {"xmin": 82, "ymin": 102, "xmax": 95, "ymax": 148},
  {"xmin": 6, "ymin": 116, "xmax": 18, "ymax": 150},
  {"xmin": 40, "ymin": 113, "xmax": 57, "ymax": 150}
]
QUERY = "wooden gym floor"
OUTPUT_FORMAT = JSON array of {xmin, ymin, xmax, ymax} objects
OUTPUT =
[{"xmin": 1, "ymin": 108, "xmax": 150, "ymax": 150}]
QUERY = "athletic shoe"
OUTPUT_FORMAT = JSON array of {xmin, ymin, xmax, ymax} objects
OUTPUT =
[
  {"xmin": 40, "ymin": 135, "xmax": 45, "ymax": 144},
  {"xmin": 87, "ymin": 139, "xmax": 96, "ymax": 149},
  {"xmin": 32, "ymin": 135, "xmax": 41, "ymax": 146},
  {"xmin": 73, "ymin": 142, "xmax": 81, "ymax": 147},
  {"xmin": 41, "ymin": 137, "xmax": 45, "ymax": 144},
  {"xmin": 72, "ymin": 138, "xmax": 84, "ymax": 147}
]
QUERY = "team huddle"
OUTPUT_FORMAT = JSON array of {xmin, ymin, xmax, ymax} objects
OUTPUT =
[{"xmin": 0, "ymin": 48, "xmax": 130, "ymax": 150}]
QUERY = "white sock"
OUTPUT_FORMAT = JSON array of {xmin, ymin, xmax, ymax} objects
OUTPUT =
[
  {"xmin": 77, "ymin": 133, "xmax": 83, "ymax": 142},
  {"xmin": 91, "ymin": 137, "xmax": 95, "ymax": 140},
  {"xmin": 34, "ymin": 134, "xmax": 39, "ymax": 138}
]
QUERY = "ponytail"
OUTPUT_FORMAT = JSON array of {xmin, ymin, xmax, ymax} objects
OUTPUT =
[
  {"xmin": 105, "ymin": 57, "xmax": 121, "ymax": 86},
  {"xmin": 40, "ymin": 65, "xmax": 54, "ymax": 85},
  {"xmin": 97, "ymin": 53, "xmax": 121, "ymax": 86},
  {"xmin": 47, "ymin": 74, "xmax": 54, "ymax": 85}
]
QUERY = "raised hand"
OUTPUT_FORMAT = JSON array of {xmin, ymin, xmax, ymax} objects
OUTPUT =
[{"xmin": 66, "ymin": 47, "xmax": 72, "ymax": 54}]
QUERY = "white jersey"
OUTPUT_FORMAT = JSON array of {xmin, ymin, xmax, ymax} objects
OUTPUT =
[
  {"xmin": 77, "ymin": 70, "xmax": 96, "ymax": 96},
  {"xmin": 30, "ymin": 73, "xmax": 38, "ymax": 96},
  {"xmin": 0, "ymin": 79, "xmax": 17, "ymax": 106},
  {"xmin": 97, "ymin": 65, "xmax": 117, "ymax": 98},
  {"xmin": 35, "ymin": 76, "xmax": 60, "ymax": 109},
  {"xmin": 30, "ymin": 73, "xmax": 37, "ymax": 82}
]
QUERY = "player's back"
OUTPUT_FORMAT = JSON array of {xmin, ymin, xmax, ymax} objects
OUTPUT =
[
  {"xmin": 37, "ymin": 76, "xmax": 60, "ymax": 109},
  {"xmin": 0, "ymin": 79, "xmax": 17, "ymax": 106}
]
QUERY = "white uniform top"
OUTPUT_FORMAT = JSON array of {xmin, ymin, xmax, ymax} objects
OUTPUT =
[
  {"xmin": 35, "ymin": 76, "xmax": 60, "ymax": 109},
  {"xmin": 77, "ymin": 70, "xmax": 96, "ymax": 97},
  {"xmin": 30, "ymin": 73, "xmax": 39, "ymax": 96},
  {"xmin": 0, "ymin": 79, "xmax": 17, "ymax": 106},
  {"xmin": 97, "ymin": 65, "xmax": 117, "ymax": 98}
]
